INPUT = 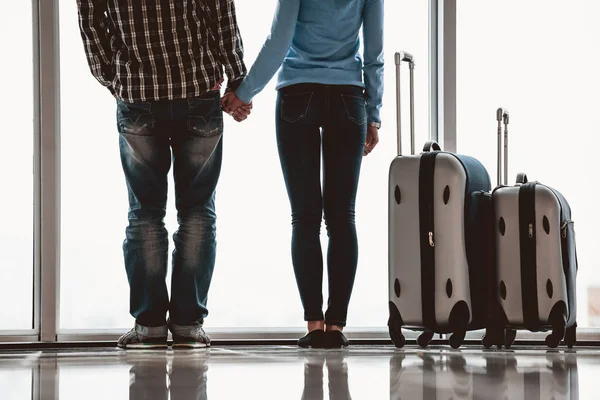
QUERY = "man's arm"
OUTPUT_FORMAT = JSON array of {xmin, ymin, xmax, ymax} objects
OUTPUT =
[
  {"xmin": 213, "ymin": 0, "xmax": 247, "ymax": 91},
  {"xmin": 76, "ymin": 0, "xmax": 114, "ymax": 92},
  {"xmin": 234, "ymin": 0, "xmax": 300, "ymax": 104},
  {"xmin": 362, "ymin": 0, "xmax": 385, "ymax": 125}
]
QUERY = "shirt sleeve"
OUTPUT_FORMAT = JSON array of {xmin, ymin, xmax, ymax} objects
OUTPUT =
[
  {"xmin": 76, "ymin": 0, "xmax": 115, "ymax": 92},
  {"xmin": 362, "ymin": 0, "xmax": 385, "ymax": 124},
  {"xmin": 213, "ymin": 0, "xmax": 248, "ymax": 88},
  {"xmin": 235, "ymin": 0, "xmax": 301, "ymax": 104}
]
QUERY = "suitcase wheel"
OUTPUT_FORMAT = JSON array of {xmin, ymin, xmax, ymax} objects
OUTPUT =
[
  {"xmin": 388, "ymin": 302, "xmax": 405, "ymax": 348},
  {"xmin": 482, "ymin": 332, "xmax": 503, "ymax": 350},
  {"xmin": 545, "ymin": 332, "xmax": 562, "ymax": 349},
  {"xmin": 417, "ymin": 331, "xmax": 434, "ymax": 348},
  {"xmin": 563, "ymin": 324, "xmax": 577, "ymax": 349},
  {"xmin": 547, "ymin": 301, "xmax": 567, "ymax": 348},
  {"xmin": 504, "ymin": 329, "xmax": 517, "ymax": 349},
  {"xmin": 481, "ymin": 334, "xmax": 492, "ymax": 349},
  {"xmin": 389, "ymin": 326, "xmax": 406, "ymax": 348},
  {"xmin": 449, "ymin": 331, "xmax": 465, "ymax": 349}
]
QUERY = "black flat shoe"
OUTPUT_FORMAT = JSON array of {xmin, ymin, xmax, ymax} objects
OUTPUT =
[
  {"xmin": 324, "ymin": 330, "xmax": 349, "ymax": 348},
  {"xmin": 298, "ymin": 330, "xmax": 326, "ymax": 348}
]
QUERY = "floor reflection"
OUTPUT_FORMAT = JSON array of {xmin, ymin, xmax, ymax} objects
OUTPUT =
[
  {"xmin": 0, "ymin": 345, "xmax": 595, "ymax": 399},
  {"xmin": 301, "ymin": 353, "xmax": 352, "ymax": 400},
  {"xmin": 390, "ymin": 351, "xmax": 580, "ymax": 399},
  {"xmin": 127, "ymin": 351, "xmax": 354, "ymax": 400},
  {"xmin": 128, "ymin": 353, "xmax": 208, "ymax": 400}
]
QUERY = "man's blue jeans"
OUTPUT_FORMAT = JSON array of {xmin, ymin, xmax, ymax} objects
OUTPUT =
[{"xmin": 117, "ymin": 90, "xmax": 223, "ymax": 328}]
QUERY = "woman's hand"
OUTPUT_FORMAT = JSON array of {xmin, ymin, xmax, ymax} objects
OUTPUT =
[
  {"xmin": 221, "ymin": 91, "xmax": 253, "ymax": 122},
  {"xmin": 364, "ymin": 125, "xmax": 379, "ymax": 156}
]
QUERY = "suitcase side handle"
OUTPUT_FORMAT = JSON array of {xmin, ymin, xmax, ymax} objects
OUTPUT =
[{"xmin": 395, "ymin": 52, "xmax": 415, "ymax": 156}]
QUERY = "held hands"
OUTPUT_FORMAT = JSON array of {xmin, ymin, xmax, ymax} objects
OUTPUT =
[
  {"xmin": 221, "ymin": 91, "xmax": 252, "ymax": 122},
  {"xmin": 220, "ymin": 90, "xmax": 380, "ymax": 158},
  {"xmin": 364, "ymin": 125, "xmax": 379, "ymax": 156}
]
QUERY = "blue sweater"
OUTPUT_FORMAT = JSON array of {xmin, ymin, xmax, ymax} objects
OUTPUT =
[{"xmin": 235, "ymin": 0, "xmax": 385, "ymax": 124}]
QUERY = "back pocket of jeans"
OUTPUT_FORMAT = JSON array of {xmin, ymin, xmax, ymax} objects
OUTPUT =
[
  {"xmin": 341, "ymin": 94, "xmax": 367, "ymax": 126},
  {"xmin": 280, "ymin": 92, "xmax": 313, "ymax": 123},
  {"xmin": 117, "ymin": 101, "xmax": 155, "ymax": 136},
  {"xmin": 187, "ymin": 96, "xmax": 223, "ymax": 137}
]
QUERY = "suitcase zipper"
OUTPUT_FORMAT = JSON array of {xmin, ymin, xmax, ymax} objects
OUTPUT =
[
  {"xmin": 419, "ymin": 151, "xmax": 437, "ymax": 328},
  {"xmin": 428, "ymin": 204, "xmax": 435, "ymax": 247},
  {"xmin": 561, "ymin": 220, "xmax": 573, "ymax": 238},
  {"xmin": 519, "ymin": 182, "xmax": 539, "ymax": 330}
]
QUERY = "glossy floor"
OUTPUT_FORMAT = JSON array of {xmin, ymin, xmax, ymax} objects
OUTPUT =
[{"xmin": 0, "ymin": 345, "xmax": 598, "ymax": 399}]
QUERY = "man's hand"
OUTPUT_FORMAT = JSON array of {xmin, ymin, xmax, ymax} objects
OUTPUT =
[
  {"xmin": 364, "ymin": 125, "xmax": 379, "ymax": 156},
  {"xmin": 221, "ymin": 91, "xmax": 252, "ymax": 122}
]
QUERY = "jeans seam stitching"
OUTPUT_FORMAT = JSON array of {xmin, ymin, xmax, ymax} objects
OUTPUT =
[
  {"xmin": 341, "ymin": 94, "xmax": 367, "ymax": 126},
  {"xmin": 280, "ymin": 92, "xmax": 314, "ymax": 123}
]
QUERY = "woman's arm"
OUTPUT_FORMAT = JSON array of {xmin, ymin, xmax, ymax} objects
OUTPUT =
[
  {"xmin": 362, "ymin": 0, "xmax": 385, "ymax": 125},
  {"xmin": 234, "ymin": 0, "xmax": 301, "ymax": 104}
]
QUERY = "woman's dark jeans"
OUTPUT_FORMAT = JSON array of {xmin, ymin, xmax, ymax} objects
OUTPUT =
[{"xmin": 275, "ymin": 83, "xmax": 367, "ymax": 327}]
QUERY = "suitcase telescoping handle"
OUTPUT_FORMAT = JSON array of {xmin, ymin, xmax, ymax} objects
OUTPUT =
[
  {"xmin": 496, "ymin": 108, "xmax": 528, "ymax": 186},
  {"xmin": 496, "ymin": 107, "xmax": 510, "ymax": 186},
  {"xmin": 395, "ymin": 52, "xmax": 415, "ymax": 156}
]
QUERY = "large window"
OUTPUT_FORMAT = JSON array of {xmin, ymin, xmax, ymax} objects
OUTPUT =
[
  {"xmin": 456, "ymin": 0, "xmax": 600, "ymax": 327},
  {"xmin": 0, "ymin": 1, "xmax": 35, "ymax": 331},
  {"xmin": 58, "ymin": 0, "xmax": 430, "ymax": 331}
]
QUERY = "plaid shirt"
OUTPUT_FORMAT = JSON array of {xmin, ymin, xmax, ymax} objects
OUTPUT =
[{"xmin": 76, "ymin": 0, "xmax": 247, "ymax": 102}]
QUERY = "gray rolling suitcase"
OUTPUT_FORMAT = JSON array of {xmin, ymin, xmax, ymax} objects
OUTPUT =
[
  {"xmin": 387, "ymin": 52, "xmax": 492, "ymax": 349},
  {"xmin": 483, "ymin": 109, "xmax": 578, "ymax": 349}
]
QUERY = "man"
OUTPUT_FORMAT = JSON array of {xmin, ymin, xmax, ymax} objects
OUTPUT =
[{"xmin": 77, "ymin": 0, "xmax": 249, "ymax": 349}]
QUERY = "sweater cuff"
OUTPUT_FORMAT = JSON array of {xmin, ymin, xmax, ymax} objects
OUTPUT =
[
  {"xmin": 235, "ymin": 81, "xmax": 253, "ymax": 104},
  {"xmin": 367, "ymin": 107, "xmax": 381, "ymax": 125}
]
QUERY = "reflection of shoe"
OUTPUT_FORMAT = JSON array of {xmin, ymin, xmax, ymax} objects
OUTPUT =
[
  {"xmin": 324, "ymin": 330, "xmax": 349, "ymax": 348},
  {"xmin": 117, "ymin": 324, "xmax": 168, "ymax": 349},
  {"xmin": 298, "ymin": 330, "xmax": 326, "ymax": 348},
  {"xmin": 169, "ymin": 321, "xmax": 211, "ymax": 349}
]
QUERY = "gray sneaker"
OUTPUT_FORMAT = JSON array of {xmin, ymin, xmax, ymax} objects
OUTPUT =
[
  {"xmin": 117, "ymin": 323, "xmax": 168, "ymax": 349},
  {"xmin": 169, "ymin": 321, "xmax": 211, "ymax": 349}
]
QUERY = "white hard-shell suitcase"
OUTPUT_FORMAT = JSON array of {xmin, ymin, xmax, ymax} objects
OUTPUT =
[
  {"xmin": 483, "ymin": 109, "xmax": 578, "ymax": 349},
  {"xmin": 387, "ymin": 52, "xmax": 492, "ymax": 349}
]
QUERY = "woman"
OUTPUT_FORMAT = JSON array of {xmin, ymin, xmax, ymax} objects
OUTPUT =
[{"xmin": 223, "ymin": 0, "xmax": 384, "ymax": 348}]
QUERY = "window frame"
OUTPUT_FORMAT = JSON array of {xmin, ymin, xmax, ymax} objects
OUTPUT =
[{"xmin": 3, "ymin": 0, "xmax": 597, "ymax": 345}]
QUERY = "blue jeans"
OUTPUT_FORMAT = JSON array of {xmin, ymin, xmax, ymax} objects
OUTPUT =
[
  {"xmin": 117, "ymin": 90, "xmax": 223, "ymax": 328},
  {"xmin": 275, "ymin": 84, "xmax": 367, "ymax": 327}
]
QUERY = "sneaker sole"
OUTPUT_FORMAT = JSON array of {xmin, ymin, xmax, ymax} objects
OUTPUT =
[
  {"xmin": 172, "ymin": 342, "xmax": 210, "ymax": 349},
  {"xmin": 118, "ymin": 343, "xmax": 168, "ymax": 350}
]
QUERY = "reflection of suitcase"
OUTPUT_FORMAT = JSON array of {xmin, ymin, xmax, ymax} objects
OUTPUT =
[
  {"xmin": 390, "ymin": 353, "xmax": 473, "ymax": 400},
  {"xmin": 390, "ymin": 352, "xmax": 580, "ymax": 400},
  {"xmin": 387, "ymin": 52, "xmax": 492, "ymax": 349},
  {"xmin": 483, "ymin": 109, "xmax": 578, "ymax": 349},
  {"xmin": 470, "ymin": 353, "xmax": 580, "ymax": 400}
]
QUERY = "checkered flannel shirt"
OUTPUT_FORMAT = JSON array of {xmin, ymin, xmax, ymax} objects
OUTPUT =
[{"xmin": 76, "ymin": 0, "xmax": 247, "ymax": 102}]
